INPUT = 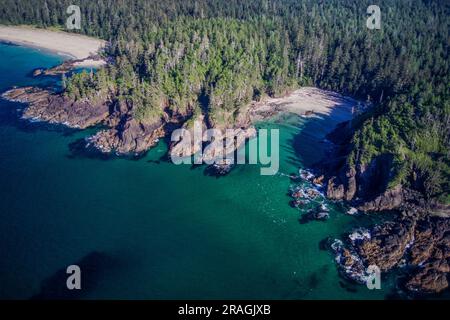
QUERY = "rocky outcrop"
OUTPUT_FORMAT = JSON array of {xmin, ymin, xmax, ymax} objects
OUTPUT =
[
  {"xmin": 2, "ymin": 85, "xmax": 258, "ymax": 159},
  {"xmin": 87, "ymin": 117, "xmax": 165, "ymax": 155},
  {"xmin": 326, "ymin": 165, "xmax": 356, "ymax": 201},
  {"xmin": 202, "ymin": 127, "xmax": 256, "ymax": 163},
  {"xmin": 204, "ymin": 160, "xmax": 235, "ymax": 177},
  {"xmin": 2, "ymin": 87, "xmax": 110, "ymax": 129},
  {"xmin": 33, "ymin": 55, "xmax": 107, "ymax": 77},
  {"xmin": 331, "ymin": 238, "xmax": 369, "ymax": 284},
  {"xmin": 357, "ymin": 184, "xmax": 403, "ymax": 212},
  {"xmin": 2, "ymin": 86, "xmax": 165, "ymax": 155},
  {"xmin": 354, "ymin": 218, "xmax": 415, "ymax": 271},
  {"xmin": 332, "ymin": 216, "xmax": 450, "ymax": 294},
  {"xmin": 324, "ymin": 150, "xmax": 405, "ymax": 212},
  {"xmin": 405, "ymin": 218, "xmax": 450, "ymax": 293},
  {"xmin": 169, "ymin": 115, "xmax": 207, "ymax": 159},
  {"xmin": 406, "ymin": 263, "xmax": 449, "ymax": 294},
  {"xmin": 429, "ymin": 202, "xmax": 450, "ymax": 218},
  {"xmin": 300, "ymin": 204, "xmax": 330, "ymax": 223},
  {"xmin": 321, "ymin": 114, "xmax": 450, "ymax": 296},
  {"xmin": 319, "ymin": 118, "xmax": 410, "ymax": 212},
  {"xmin": 169, "ymin": 111, "xmax": 257, "ymax": 164}
]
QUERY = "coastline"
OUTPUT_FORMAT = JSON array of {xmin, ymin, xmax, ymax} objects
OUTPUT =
[
  {"xmin": 0, "ymin": 38, "xmax": 76, "ymax": 60},
  {"xmin": 1, "ymin": 43, "xmax": 447, "ymax": 298},
  {"xmin": 0, "ymin": 25, "xmax": 106, "ymax": 65}
]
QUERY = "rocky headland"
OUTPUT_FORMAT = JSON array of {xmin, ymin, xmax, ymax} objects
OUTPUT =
[
  {"xmin": 1, "ymin": 80, "xmax": 356, "ymax": 167},
  {"xmin": 330, "ymin": 215, "xmax": 450, "ymax": 295},
  {"xmin": 316, "ymin": 118, "xmax": 450, "ymax": 295},
  {"xmin": 2, "ymin": 86, "xmax": 110, "ymax": 128},
  {"xmin": 1, "ymin": 84, "xmax": 258, "ymax": 160}
]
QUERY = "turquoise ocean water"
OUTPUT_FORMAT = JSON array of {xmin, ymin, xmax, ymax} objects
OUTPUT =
[{"xmin": 0, "ymin": 43, "xmax": 395, "ymax": 299}]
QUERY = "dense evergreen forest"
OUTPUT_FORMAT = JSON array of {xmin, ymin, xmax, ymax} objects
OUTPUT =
[{"xmin": 0, "ymin": 0, "xmax": 448, "ymax": 203}]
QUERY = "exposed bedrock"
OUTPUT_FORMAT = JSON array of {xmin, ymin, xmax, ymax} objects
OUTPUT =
[
  {"xmin": 357, "ymin": 185, "xmax": 404, "ymax": 212},
  {"xmin": 31, "ymin": 55, "xmax": 107, "ymax": 77},
  {"xmin": 2, "ymin": 87, "xmax": 110, "ymax": 129},
  {"xmin": 324, "ymin": 140, "xmax": 406, "ymax": 211},
  {"xmin": 87, "ymin": 117, "xmax": 165, "ymax": 155},
  {"xmin": 332, "ymin": 216, "xmax": 450, "ymax": 294},
  {"xmin": 169, "ymin": 114, "xmax": 208, "ymax": 159},
  {"xmin": 202, "ymin": 127, "xmax": 257, "ymax": 163},
  {"xmin": 2, "ymin": 86, "xmax": 258, "ymax": 158},
  {"xmin": 168, "ymin": 109, "xmax": 257, "ymax": 163},
  {"xmin": 355, "ymin": 219, "xmax": 416, "ymax": 271}
]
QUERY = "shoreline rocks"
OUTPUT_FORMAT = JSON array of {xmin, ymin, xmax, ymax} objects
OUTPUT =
[
  {"xmin": 33, "ymin": 55, "xmax": 107, "ymax": 77},
  {"xmin": 331, "ymin": 216, "xmax": 450, "ymax": 295},
  {"xmin": 204, "ymin": 160, "xmax": 235, "ymax": 177},
  {"xmin": 1, "ymin": 84, "xmax": 259, "ymax": 161},
  {"xmin": 300, "ymin": 203, "xmax": 330, "ymax": 223},
  {"xmin": 316, "ymin": 118, "xmax": 449, "ymax": 295},
  {"xmin": 2, "ymin": 87, "xmax": 110, "ymax": 129},
  {"xmin": 86, "ymin": 117, "xmax": 165, "ymax": 155}
]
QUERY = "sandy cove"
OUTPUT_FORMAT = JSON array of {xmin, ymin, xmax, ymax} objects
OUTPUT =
[
  {"xmin": 0, "ymin": 25, "xmax": 106, "ymax": 66},
  {"xmin": 250, "ymin": 87, "xmax": 364, "ymax": 123}
]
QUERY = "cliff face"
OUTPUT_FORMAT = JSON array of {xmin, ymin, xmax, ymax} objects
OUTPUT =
[
  {"xmin": 322, "ymin": 114, "xmax": 450, "ymax": 295},
  {"xmin": 323, "ymin": 121, "xmax": 403, "ymax": 212},
  {"xmin": 326, "ymin": 157, "xmax": 404, "ymax": 212}
]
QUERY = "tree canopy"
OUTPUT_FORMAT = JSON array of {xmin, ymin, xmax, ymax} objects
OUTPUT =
[{"xmin": 1, "ymin": 0, "xmax": 448, "ymax": 201}]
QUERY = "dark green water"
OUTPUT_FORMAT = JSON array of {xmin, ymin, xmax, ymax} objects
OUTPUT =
[{"xmin": 0, "ymin": 43, "xmax": 394, "ymax": 299}]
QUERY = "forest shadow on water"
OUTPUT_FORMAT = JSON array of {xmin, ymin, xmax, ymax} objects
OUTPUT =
[{"xmin": 289, "ymin": 103, "xmax": 353, "ymax": 169}]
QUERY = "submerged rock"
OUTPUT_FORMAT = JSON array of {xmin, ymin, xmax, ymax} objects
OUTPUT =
[
  {"xmin": 300, "ymin": 204, "xmax": 330, "ymax": 223},
  {"xmin": 204, "ymin": 161, "xmax": 235, "ymax": 177}
]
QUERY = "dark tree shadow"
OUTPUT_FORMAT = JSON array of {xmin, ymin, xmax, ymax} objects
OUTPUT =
[
  {"xmin": 288, "ymin": 101, "xmax": 355, "ymax": 169},
  {"xmin": 30, "ymin": 251, "xmax": 120, "ymax": 300}
]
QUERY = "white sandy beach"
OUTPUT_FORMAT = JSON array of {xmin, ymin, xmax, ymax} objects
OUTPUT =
[
  {"xmin": 253, "ymin": 87, "xmax": 363, "ymax": 122},
  {"xmin": 0, "ymin": 25, "xmax": 359, "ymax": 121},
  {"xmin": 0, "ymin": 25, "xmax": 106, "ymax": 63}
]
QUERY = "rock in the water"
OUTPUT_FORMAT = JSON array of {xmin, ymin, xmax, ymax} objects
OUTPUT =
[
  {"xmin": 313, "ymin": 175, "xmax": 325, "ymax": 186},
  {"xmin": 300, "ymin": 204, "xmax": 330, "ymax": 223},
  {"xmin": 204, "ymin": 161, "xmax": 235, "ymax": 176},
  {"xmin": 32, "ymin": 68, "xmax": 44, "ymax": 77}
]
